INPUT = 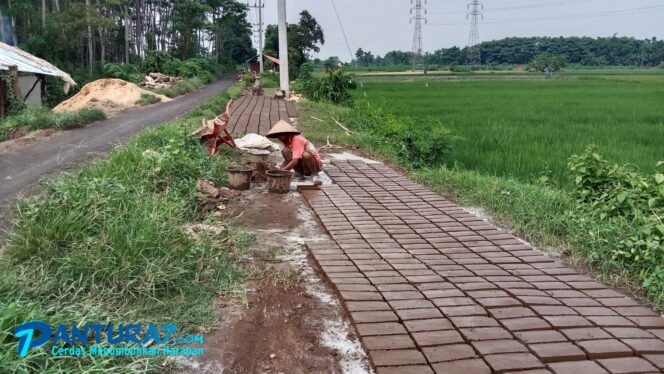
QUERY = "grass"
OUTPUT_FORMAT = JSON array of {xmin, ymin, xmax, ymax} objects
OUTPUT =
[
  {"xmin": 353, "ymin": 78, "xmax": 664, "ymax": 187},
  {"xmin": 152, "ymin": 72, "xmax": 214, "ymax": 98},
  {"xmin": 0, "ymin": 107, "xmax": 106, "ymax": 136},
  {"xmin": 136, "ymin": 92, "xmax": 161, "ymax": 106},
  {"xmin": 0, "ymin": 82, "xmax": 248, "ymax": 372}
]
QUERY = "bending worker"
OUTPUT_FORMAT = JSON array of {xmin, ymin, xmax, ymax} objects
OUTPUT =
[{"xmin": 266, "ymin": 120, "xmax": 323, "ymax": 184}]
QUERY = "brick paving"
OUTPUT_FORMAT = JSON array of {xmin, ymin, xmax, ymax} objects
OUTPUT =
[
  {"xmin": 227, "ymin": 95, "xmax": 297, "ymax": 135},
  {"xmin": 300, "ymin": 159, "xmax": 664, "ymax": 374}
]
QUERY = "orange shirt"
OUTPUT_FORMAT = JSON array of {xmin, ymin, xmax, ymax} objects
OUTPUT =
[{"xmin": 287, "ymin": 135, "xmax": 321, "ymax": 161}]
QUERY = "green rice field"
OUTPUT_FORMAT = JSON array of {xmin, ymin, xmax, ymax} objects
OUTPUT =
[{"xmin": 353, "ymin": 76, "xmax": 664, "ymax": 186}]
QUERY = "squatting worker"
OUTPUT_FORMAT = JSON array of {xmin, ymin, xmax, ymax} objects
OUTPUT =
[{"xmin": 266, "ymin": 120, "xmax": 323, "ymax": 185}]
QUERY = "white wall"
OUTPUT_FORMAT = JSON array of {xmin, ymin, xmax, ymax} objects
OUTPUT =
[{"xmin": 18, "ymin": 75, "xmax": 43, "ymax": 107}]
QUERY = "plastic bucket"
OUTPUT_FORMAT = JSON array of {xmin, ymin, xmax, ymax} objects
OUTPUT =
[
  {"xmin": 266, "ymin": 170, "xmax": 292, "ymax": 194},
  {"xmin": 226, "ymin": 165, "xmax": 253, "ymax": 190}
]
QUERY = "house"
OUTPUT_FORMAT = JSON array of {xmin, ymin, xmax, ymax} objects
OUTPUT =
[{"xmin": 0, "ymin": 42, "xmax": 76, "ymax": 117}]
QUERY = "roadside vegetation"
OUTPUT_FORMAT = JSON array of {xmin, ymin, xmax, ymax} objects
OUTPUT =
[
  {"xmin": 0, "ymin": 82, "xmax": 247, "ymax": 373},
  {"xmin": 298, "ymin": 68, "xmax": 664, "ymax": 309},
  {"xmin": 0, "ymin": 108, "xmax": 106, "ymax": 140}
]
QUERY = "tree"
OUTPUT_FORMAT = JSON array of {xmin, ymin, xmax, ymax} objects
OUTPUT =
[
  {"xmin": 528, "ymin": 52, "xmax": 566, "ymax": 72},
  {"xmin": 264, "ymin": 10, "xmax": 324, "ymax": 75}
]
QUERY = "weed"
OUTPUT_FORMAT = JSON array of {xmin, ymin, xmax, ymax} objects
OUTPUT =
[
  {"xmin": 0, "ymin": 82, "xmax": 248, "ymax": 372},
  {"xmin": 0, "ymin": 107, "xmax": 106, "ymax": 135},
  {"xmin": 136, "ymin": 93, "xmax": 161, "ymax": 106}
]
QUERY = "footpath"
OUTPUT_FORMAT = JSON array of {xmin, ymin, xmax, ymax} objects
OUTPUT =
[{"xmin": 301, "ymin": 158, "xmax": 664, "ymax": 374}]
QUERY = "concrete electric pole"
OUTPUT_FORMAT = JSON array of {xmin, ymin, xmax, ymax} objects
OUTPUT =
[
  {"xmin": 247, "ymin": 0, "xmax": 265, "ymax": 73},
  {"xmin": 277, "ymin": 0, "xmax": 290, "ymax": 97}
]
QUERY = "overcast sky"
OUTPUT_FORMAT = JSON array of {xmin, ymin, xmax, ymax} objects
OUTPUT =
[{"xmin": 251, "ymin": 0, "xmax": 664, "ymax": 61}]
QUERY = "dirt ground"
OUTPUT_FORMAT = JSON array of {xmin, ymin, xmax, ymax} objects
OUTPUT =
[{"xmin": 176, "ymin": 189, "xmax": 371, "ymax": 374}]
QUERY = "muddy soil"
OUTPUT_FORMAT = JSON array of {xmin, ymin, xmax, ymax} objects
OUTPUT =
[{"xmin": 177, "ymin": 189, "xmax": 371, "ymax": 374}]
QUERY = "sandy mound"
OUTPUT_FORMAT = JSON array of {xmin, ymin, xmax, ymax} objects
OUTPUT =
[{"xmin": 54, "ymin": 78, "xmax": 171, "ymax": 115}]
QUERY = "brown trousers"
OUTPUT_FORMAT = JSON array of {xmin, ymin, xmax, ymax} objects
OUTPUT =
[{"xmin": 282, "ymin": 148, "xmax": 323, "ymax": 176}]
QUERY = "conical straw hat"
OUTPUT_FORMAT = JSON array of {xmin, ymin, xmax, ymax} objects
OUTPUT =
[{"xmin": 266, "ymin": 120, "xmax": 300, "ymax": 138}]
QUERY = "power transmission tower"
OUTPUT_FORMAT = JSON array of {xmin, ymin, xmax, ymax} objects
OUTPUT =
[
  {"xmin": 410, "ymin": 0, "xmax": 427, "ymax": 69},
  {"xmin": 247, "ymin": 0, "xmax": 265, "ymax": 73},
  {"xmin": 466, "ymin": 0, "xmax": 483, "ymax": 69}
]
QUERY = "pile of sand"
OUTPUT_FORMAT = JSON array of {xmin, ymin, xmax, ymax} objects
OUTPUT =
[{"xmin": 54, "ymin": 78, "xmax": 171, "ymax": 115}]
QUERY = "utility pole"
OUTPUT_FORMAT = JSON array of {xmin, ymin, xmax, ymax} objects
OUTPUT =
[
  {"xmin": 410, "ymin": 0, "xmax": 427, "ymax": 70},
  {"xmin": 277, "ymin": 0, "xmax": 289, "ymax": 97},
  {"xmin": 466, "ymin": 0, "xmax": 483, "ymax": 69},
  {"xmin": 247, "ymin": 0, "xmax": 265, "ymax": 73}
]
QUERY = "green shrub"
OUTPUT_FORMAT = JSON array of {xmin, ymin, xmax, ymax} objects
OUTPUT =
[
  {"xmin": 529, "ymin": 52, "xmax": 567, "ymax": 72},
  {"xmin": 136, "ymin": 93, "xmax": 161, "ymax": 106},
  {"xmin": 0, "ymin": 107, "xmax": 106, "ymax": 133},
  {"xmin": 310, "ymin": 69, "xmax": 357, "ymax": 105},
  {"xmin": 450, "ymin": 64, "xmax": 472, "ymax": 73},
  {"xmin": 568, "ymin": 147, "xmax": 664, "ymax": 300},
  {"xmin": 659, "ymin": 61, "xmax": 664, "ymax": 69},
  {"xmin": 340, "ymin": 107, "xmax": 453, "ymax": 169},
  {"xmin": 144, "ymin": 50, "xmax": 174, "ymax": 73},
  {"xmin": 103, "ymin": 63, "xmax": 143, "ymax": 83}
]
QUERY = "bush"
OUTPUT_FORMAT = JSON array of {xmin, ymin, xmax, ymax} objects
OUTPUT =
[
  {"xmin": 341, "ymin": 107, "xmax": 453, "ymax": 169},
  {"xmin": 568, "ymin": 147, "xmax": 664, "ymax": 299},
  {"xmin": 310, "ymin": 69, "xmax": 357, "ymax": 105},
  {"xmin": 529, "ymin": 53, "xmax": 566, "ymax": 72},
  {"xmin": 144, "ymin": 50, "xmax": 174, "ymax": 73},
  {"xmin": 659, "ymin": 61, "xmax": 664, "ymax": 69},
  {"xmin": 1, "ymin": 107, "xmax": 106, "ymax": 134},
  {"xmin": 450, "ymin": 64, "xmax": 472, "ymax": 73},
  {"xmin": 103, "ymin": 63, "xmax": 143, "ymax": 83},
  {"xmin": 136, "ymin": 93, "xmax": 161, "ymax": 106}
]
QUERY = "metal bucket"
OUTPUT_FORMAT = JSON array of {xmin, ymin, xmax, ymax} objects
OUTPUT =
[
  {"xmin": 266, "ymin": 170, "xmax": 292, "ymax": 194},
  {"xmin": 226, "ymin": 165, "xmax": 253, "ymax": 190}
]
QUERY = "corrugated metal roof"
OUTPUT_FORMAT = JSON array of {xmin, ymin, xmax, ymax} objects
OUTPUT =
[{"xmin": 0, "ymin": 42, "xmax": 76, "ymax": 92}]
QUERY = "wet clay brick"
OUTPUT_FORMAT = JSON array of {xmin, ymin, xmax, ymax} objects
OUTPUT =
[
  {"xmin": 347, "ymin": 301, "xmax": 391, "ymax": 311},
  {"xmin": 396, "ymin": 308, "xmax": 443, "ymax": 320},
  {"xmin": 471, "ymin": 339, "xmax": 529, "ymax": 355},
  {"xmin": 460, "ymin": 327, "xmax": 513, "ymax": 341},
  {"xmin": 529, "ymin": 342, "xmax": 586, "ymax": 363},
  {"xmin": 476, "ymin": 297, "xmax": 522, "ymax": 308},
  {"xmin": 596, "ymin": 357, "xmax": 658, "ymax": 373},
  {"xmin": 388, "ymin": 299, "xmax": 435, "ymax": 310},
  {"xmin": 587, "ymin": 316, "xmax": 635, "ymax": 327},
  {"xmin": 484, "ymin": 353, "xmax": 545, "ymax": 372},
  {"xmin": 369, "ymin": 349, "xmax": 428, "ymax": 366},
  {"xmin": 643, "ymin": 354, "xmax": 664, "ymax": 370},
  {"xmin": 489, "ymin": 307, "xmax": 536, "ymax": 319},
  {"xmin": 561, "ymin": 327, "xmax": 613, "ymax": 341},
  {"xmin": 621, "ymin": 338, "xmax": 664, "ymax": 353},
  {"xmin": 412, "ymin": 330, "xmax": 465, "ymax": 347},
  {"xmin": 576, "ymin": 339, "xmax": 633, "ymax": 359},
  {"xmin": 350, "ymin": 311, "xmax": 399, "ymax": 323},
  {"xmin": 422, "ymin": 343, "xmax": 477, "ymax": 363},
  {"xmin": 431, "ymin": 359, "xmax": 491, "ymax": 374},
  {"xmin": 501, "ymin": 317, "xmax": 551, "ymax": 331},
  {"xmin": 514, "ymin": 330, "xmax": 568, "ymax": 344},
  {"xmin": 547, "ymin": 360, "xmax": 608, "ymax": 374},
  {"xmin": 438, "ymin": 305, "xmax": 488, "ymax": 317},
  {"xmin": 376, "ymin": 365, "xmax": 434, "ymax": 374},
  {"xmin": 543, "ymin": 315, "xmax": 593, "ymax": 328},
  {"xmin": 363, "ymin": 335, "xmax": 416, "ymax": 350},
  {"xmin": 604, "ymin": 327, "xmax": 654, "ymax": 339},
  {"xmin": 626, "ymin": 316, "xmax": 664, "ymax": 328},
  {"xmin": 450, "ymin": 316, "xmax": 500, "ymax": 328},
  {"xmin": 356, "ymin": 322, "xmax": 408, "ymax": 336},
  {"xmin": 404, "ymin": 318, "xmax": 453, "ymax": 332}
]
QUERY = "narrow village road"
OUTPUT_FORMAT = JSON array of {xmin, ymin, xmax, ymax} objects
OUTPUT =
[{"xmin": 0, "ymin": 76, "xmax": 236, "ymax": 238}]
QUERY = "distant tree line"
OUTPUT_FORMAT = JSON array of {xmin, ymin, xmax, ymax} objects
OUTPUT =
[
  {"xmin": 352, "ymin": 36, "xmax": 664, "ymax": 67},
  {"xmin": 0, "ymin": 0, "xmax": 255, "ymax": 74}
]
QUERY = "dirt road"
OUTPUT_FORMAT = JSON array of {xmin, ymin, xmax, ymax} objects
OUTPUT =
[{"xmin": 0, "ymin": 76, "xmax": 236, "ymax": 239}]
